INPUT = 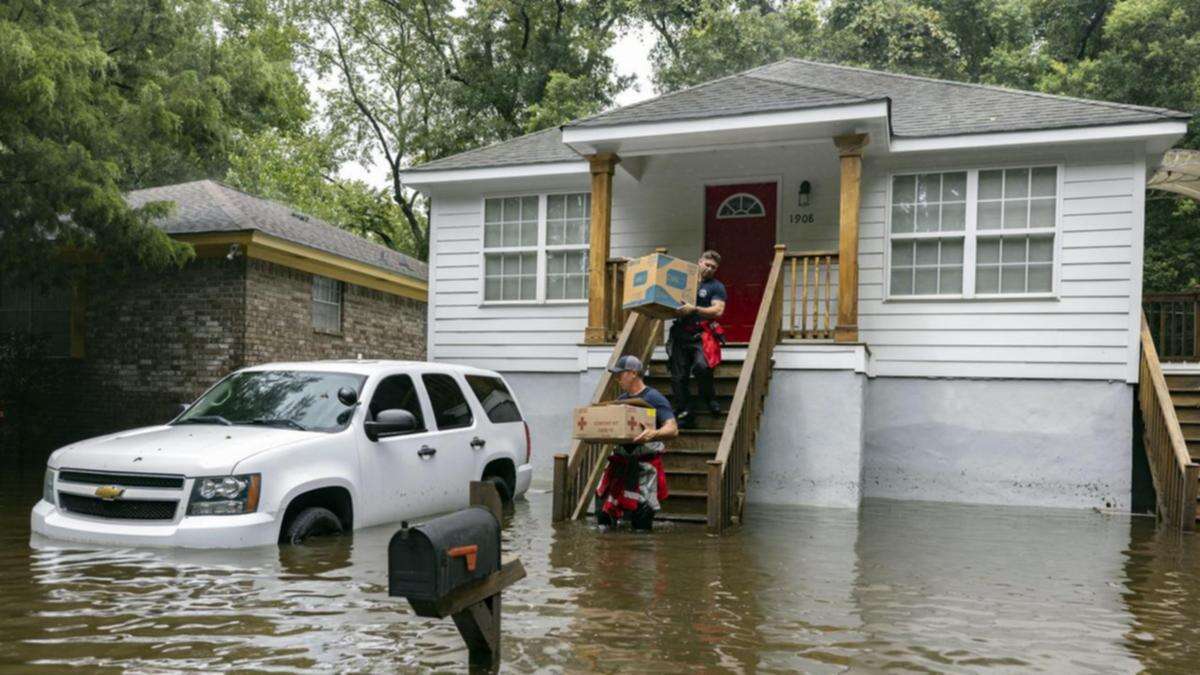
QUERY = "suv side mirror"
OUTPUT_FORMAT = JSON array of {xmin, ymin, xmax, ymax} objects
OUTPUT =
[
  {"xmin": 365, "ymin": 409, "xmax": 418, "ymax": 442},
  {"xmin": 338, "ymin": 387, "xmax": 359, "ymax": 406}
]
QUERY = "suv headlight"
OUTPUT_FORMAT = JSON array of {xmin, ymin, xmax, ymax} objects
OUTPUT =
[
  {"xmin": 43, "ymin": 468, "xmax": 56, "ymax": 506},
  {"xmin": 187, "ymin": 474, "xmax": 261, "ymax": 516}
]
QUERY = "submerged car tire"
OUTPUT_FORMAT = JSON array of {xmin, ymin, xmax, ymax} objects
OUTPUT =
[
  {"xmin": 484, "ymin": 475, "xmax": 513, "ymax": 504},
  {"xmin": 283, "ymin": 506, "xmax": 343, "ymax": 545}
]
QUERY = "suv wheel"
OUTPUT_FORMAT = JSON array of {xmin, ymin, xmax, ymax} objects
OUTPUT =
[
  {"xmin": 282, "ymin": 506, "xmax": 343, "ymax": 545},
  {"xmin": 483, "ymin": 475, "xmax": 513, "ymax": 504}
]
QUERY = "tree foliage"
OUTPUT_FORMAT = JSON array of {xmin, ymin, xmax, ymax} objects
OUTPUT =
[{"xmin": 0, "ymin": 0, "xmax": 309, "ymax": 280}]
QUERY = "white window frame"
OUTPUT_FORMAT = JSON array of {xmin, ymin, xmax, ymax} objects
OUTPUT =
[
  {"xmin": 884, "ymin": 163, "xmax": 1064, "ymax": 301},
  {"xmin": 716, "ymin": 192, "xmax": 767, "ymax": 219},
  {"xmin": 312, "ymin": 275, "xmax": 343, "ymax": 334},
  {"xmin": 479, "ymin": 190, "xmax": 591, "ymax": 306}
]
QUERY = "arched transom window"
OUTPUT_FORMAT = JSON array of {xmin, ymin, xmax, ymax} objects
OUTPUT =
[{"xmin": 716, "ymin": 192, "xmax": 766, "ymax": 218}]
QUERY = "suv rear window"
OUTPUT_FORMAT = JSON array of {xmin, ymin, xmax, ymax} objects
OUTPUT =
[
  {"xmin": 422, "ymin": 373, "xmax": 474, "ymax": 430},
  {"xmin": 466, "ymin": 375, "xmax": 523, "ymax": 424}
]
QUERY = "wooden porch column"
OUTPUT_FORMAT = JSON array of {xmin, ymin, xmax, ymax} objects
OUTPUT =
[
  {"xmin": 585, "ymin": 152, "xmax": 619, "ymax": 345},
  {"xmin": 834, "ymin": 133, "xmax": 868, "ymax": 343}
]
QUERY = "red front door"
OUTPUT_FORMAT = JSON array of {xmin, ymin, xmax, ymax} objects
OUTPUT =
[{"xmin": 704, "ymin": 182, "xmax": 777, "ymax": 342}]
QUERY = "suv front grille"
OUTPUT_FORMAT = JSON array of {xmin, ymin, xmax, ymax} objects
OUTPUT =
[
  {"xmin": 58, "ymin": 470, "xmax": 185, "ymax": 489},
  {"xmin": 59, "ymin": 493, "xmax": 179, "ymax": 520}
]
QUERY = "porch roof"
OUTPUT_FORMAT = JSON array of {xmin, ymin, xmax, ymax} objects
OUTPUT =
[{"xmin": 404, "ymin": 59, "xmax": 1191, "ymax": 179}]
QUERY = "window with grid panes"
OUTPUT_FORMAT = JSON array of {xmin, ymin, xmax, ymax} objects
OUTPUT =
[
  {"xmin": 312, "ymin": 275, "xmax": 342, "ymax": 333},
  {"xmin": 887, "ymin": 166, "xmax": 1058, "ymax": 298},
  {"xmin": 483, "ymin": 196, "xmax": 539, "ymax": 301},
  {"xmin": 975, "ymin": 167, "xmax": 1056, "ymax": 294},
  {"xmin": 889, "ymin": 172, "xmax": 966, "ymax": 295},
  {"xmin": 545, "ymin": 193, "xmax": 589, "ymax": 300}
]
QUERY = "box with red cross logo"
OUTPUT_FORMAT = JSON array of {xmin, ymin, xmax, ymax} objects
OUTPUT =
[{"xmin": 571, "ymin": 399, "xmax": 656, "ymax": 442}]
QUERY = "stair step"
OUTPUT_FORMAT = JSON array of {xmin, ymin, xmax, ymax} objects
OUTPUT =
[
  {"xmin": 664, "ymin": 471, "xmax": 707, "ymax": 491},
  {"xmin": 1166, "ymin": 375, "xmax": 1200, "ymax": 390},
  {"xmin": 1170, "ymin": 393, "xmax": 1200, "ymax": 408},
  {"xmin": 656, "ymin": 512, "xmax": 707, "ymax": 524},
  {"xmin": 649, "ymin": 362, "xmax": 743, "ymax": 379},
  {"xmin": 670, "ymin": 430, "xmax": 722, "ymax": 453},
  {"xmin": 662, "ymin": 453, "xmax": 715, "ymax": 473},
  {"xmin": 1176, "ymin": 408, "xmax": 1200, "ymax": 423},
  {"xmin": 660, "ymin": 491, "xmax": 708, "ymax": 515},
  {"xmin": 645, "ymin": 377, "xmax": 738, "ymax": 397}
]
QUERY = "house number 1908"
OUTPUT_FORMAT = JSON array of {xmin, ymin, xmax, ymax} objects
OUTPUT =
[{"xmin": 789, "ymin": 213, "xmax": 814, "ymax": 224}]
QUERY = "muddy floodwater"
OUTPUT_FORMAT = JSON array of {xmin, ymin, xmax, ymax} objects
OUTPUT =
[{"xmin": 2, "ymin": 464, "xmax": 1200, "ymax": 673}]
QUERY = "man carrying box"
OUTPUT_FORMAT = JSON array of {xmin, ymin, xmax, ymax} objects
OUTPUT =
[
  {"xmin": 669, "ymin": 250, "xmax": 727, "ymax": 429},
  {"xmin": 595, "ymin": 355, "xmax": 679, "ymax": 530}
]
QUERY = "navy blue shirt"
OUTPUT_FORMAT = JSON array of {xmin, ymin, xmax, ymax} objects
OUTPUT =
[
  {"xmin": 677, "ymin": 277, "xmax": 726, "ymax": 331},
  {"xmin": 618, "ymin": 385, "xmax": 674, "ymax": 454}
]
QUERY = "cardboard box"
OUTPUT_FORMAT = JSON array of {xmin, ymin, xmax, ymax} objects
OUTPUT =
[
  {"xmin": 571, "ymin": 399, "xmax": 657, "ymax": 442},
  {"xmin": 622, "ymin": 253, "xmax": 699, "ymax": 320}
]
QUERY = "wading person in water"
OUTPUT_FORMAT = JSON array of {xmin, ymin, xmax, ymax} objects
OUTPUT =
[
  {"xmin": 669, "ymin": 250, "xmax": 727, "ymax": 429},
  {"xmin": 595, "ymin": 355, "xmax": 679, "ymax": 530}
]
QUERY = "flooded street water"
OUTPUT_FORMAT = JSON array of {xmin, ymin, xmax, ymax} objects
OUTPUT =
[{"xmin": 2, "ymin": 461, "xmax": 1200, "ymax": 673}]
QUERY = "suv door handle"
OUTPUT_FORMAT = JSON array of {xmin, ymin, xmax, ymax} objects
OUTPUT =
[
  {"xmin": 470, "ymin": 437, "xmax": 486, "ymax": 450},
  {"xmin": 418, "ymin": 445, "xmax": 437, "ymax": 458}
]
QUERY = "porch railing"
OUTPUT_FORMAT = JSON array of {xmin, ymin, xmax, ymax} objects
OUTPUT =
[
  {"xmin": 783, "ymin": 251, "xmax": 838, "ymax": 340},
  {"xmin": 706, "ymin": 245, "xmax": 787, "ymax": 534},
  {"xmin": 602, "ymin": 257, "xmax": 630, "ymax": 344},
  {"xmin": 1137, "ymin": 313, "xmax": 1200, "ymax": 530},
  {"xmin": 552, "ymin": 309, "xmax": 663, "ymax": 522},
  {"xmin": 1144, "ymin": 292, "xmax": 1200, "ymax": 361}
]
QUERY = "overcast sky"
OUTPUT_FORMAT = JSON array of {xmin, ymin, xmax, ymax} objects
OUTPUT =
[{"xmin": 336, "ymin": 22, "xmax": 658, "ymax": 185}]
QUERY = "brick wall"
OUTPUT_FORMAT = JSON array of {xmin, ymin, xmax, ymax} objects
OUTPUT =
[
  {"xmin": 244, "ymin": 259, "xmax": 426, "ymax": 363},
  {"xmin": 12, "ymin": 256, "xmax": 425, "ymax": 458}
]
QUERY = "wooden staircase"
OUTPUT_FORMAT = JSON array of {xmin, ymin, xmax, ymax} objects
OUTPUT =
[
  {"xmin": 647, "ymin": 361, "xmax": 744, "ymax": 523},
  {"xmin": 1136, "ymin": 314, "xmax": 1200, "ymax": 530},
  {"xmin": 553, "ymin": 246, "xmax": 789, "ymax": 533}
]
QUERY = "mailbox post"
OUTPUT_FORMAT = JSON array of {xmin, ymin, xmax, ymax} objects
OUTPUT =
[{"xmin": 388, "ymin": 481, "xmax": 526, "ymax": 672}]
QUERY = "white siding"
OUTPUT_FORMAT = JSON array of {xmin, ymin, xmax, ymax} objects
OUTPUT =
[{"xmin": 859, "ymin": 148, "xmax": 1145, "ymax": 381}]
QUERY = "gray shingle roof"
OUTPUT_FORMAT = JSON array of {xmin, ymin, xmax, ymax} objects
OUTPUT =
[
  {"xmin": 407, "ymin": 127, "xmax": 581, "ymax": 172},
  {"xmin": 125, "ymin": 180, "xmax": 427, "ymax": 281},
  {"xmin": 406, "ymin": 59, "xmax": 1191, "ymax": 175}
]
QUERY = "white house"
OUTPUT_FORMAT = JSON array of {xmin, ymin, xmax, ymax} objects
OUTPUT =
[{"xmin": 401, "ymin": 59, "xmax": 1192, "ymax": 521}]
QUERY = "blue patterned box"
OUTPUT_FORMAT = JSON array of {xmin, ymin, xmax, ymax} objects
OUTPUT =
[{"xmin": 622, "ymin": 253, "xmax": 699, "ymax": 320}]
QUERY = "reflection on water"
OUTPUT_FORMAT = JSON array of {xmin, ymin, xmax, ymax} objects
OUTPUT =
[{"xmin": 1, "ymin": 467, "xmax": 1199, "ymax": 672}]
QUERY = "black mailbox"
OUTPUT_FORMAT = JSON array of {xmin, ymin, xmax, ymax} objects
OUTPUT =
[{"xmin": 388, "ymin": 506, "xmax": 501, "ymax": 617}]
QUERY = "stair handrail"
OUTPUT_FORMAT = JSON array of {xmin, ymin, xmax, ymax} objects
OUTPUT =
[
  {"xmin": 706, "ymin": 245, "xmax": 787, "ymax": 533},
  {"xmin": 552, "ymin": 309, "xmax": 663, "ymax": 522},
  {"xmin": 1137, "ymin": 312, "xmax": 1200, "ymax": 530}
]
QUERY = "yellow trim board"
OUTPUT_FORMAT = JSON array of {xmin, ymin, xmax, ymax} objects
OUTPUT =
[{"xmin": 175, "ymin": 231, "xmax": 427, "ymax": 301}]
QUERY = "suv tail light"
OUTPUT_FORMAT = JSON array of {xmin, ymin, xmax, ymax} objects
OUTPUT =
[{"xmin": 523, "ymin": 421, "xmax": 531, "ymax": 464}]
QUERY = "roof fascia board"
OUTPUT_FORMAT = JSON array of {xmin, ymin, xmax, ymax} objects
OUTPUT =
[
  {"xmin": 889, "ymin": 121, "xmax": 1189, "ymax": 154},
  {"xmin": 400, "ymin": 160, "xmax": 588, "ymax": 187},
  {"xmin": 561, "ymin": 101, "xmax": 890, "ymax": 150},
  {"xmin": 173, "ymin": 231, "xmax": 428, "ymax": 301}
]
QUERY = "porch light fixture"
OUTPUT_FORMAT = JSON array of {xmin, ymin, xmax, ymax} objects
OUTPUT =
[{"xmin": 798, "ymin": 181, "xmax": 812, "ymax": 207}]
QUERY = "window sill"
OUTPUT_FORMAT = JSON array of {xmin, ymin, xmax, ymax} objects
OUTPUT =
[
  {"xmin": 884, "ymin": 293, "xmax": 1060, "ymax": 303},
  {"xmin": 479, "ymin": 299, "xmax": 588, "ymax": 307},
  {"xmin": 314, "ymin": 328, "xmax": 345, "ymax": 337}
]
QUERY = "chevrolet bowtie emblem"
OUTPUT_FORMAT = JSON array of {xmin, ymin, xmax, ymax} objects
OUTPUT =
[{"xmin": 94, "ymin": 485, "xmax": 125, "ymax": 501}]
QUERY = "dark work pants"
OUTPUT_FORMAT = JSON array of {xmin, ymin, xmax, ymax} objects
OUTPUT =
[{"xmin": 668, "ymin": 332, "xmax": 715, "ymax": 414}]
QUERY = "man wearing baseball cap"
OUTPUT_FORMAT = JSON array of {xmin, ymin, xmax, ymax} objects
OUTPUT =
[{"xmin": 594, "ymin": 354, "xmax": 679, "ymax": 530}]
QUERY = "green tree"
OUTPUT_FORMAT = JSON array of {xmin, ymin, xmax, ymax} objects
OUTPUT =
[
  {"xmin": 823, "ymin": 0, "xmax": 964, "ymax": 80},
  {"xmin": 295, "ymin": 0, "xmax": 630, "ymax": 259},
  {"xmin": 637, "ymin": 0, "xmax": 822, "ymax": 93},
  {"xmin": 224, "ymin": 128, "xmax": 420, "ymax": 256},
  {"xmin": 0, "ymin": 0, "xmax": 309, "ymax": 280}
]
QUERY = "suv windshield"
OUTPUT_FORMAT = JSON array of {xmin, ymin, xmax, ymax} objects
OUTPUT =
[{"xmin": 175, "ymin": 370, "xmax": 366, "ymax": 433}]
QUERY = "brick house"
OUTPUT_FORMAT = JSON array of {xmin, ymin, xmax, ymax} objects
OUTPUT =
[{"xmin": 1, "ymin": 179, "xmax": 427, "ymax": 449}]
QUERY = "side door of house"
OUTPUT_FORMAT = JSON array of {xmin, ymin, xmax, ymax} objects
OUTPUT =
[
  {"xmin": 356, "ymin": 371, "xmax": 441, "ymax": 526},
  {"xmin": 419, "ymin": 372, "xmax": 484, "ymax": 513}
]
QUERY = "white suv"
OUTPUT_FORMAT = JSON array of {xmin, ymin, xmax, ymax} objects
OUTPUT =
[{"xmin": 31, "ymin": 361, "xmax": 533, "ymax": 548}]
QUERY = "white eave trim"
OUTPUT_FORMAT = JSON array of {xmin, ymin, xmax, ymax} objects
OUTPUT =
[
  {"xmin": 399, "ymin": 160, "xmax": 588, "ymax": 187},
  {"xmin": 890, "ymin": 120, "xmax": 1189, "ymax": 153},
  {"xmin": 561, "ymin": 101, "xmax": 890, "ymax": 148}
]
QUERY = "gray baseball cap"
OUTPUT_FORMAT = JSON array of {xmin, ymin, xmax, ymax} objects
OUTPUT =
[{"xmin": 607, "ymin": 354, "xmax": 645, "ymax": 374}]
